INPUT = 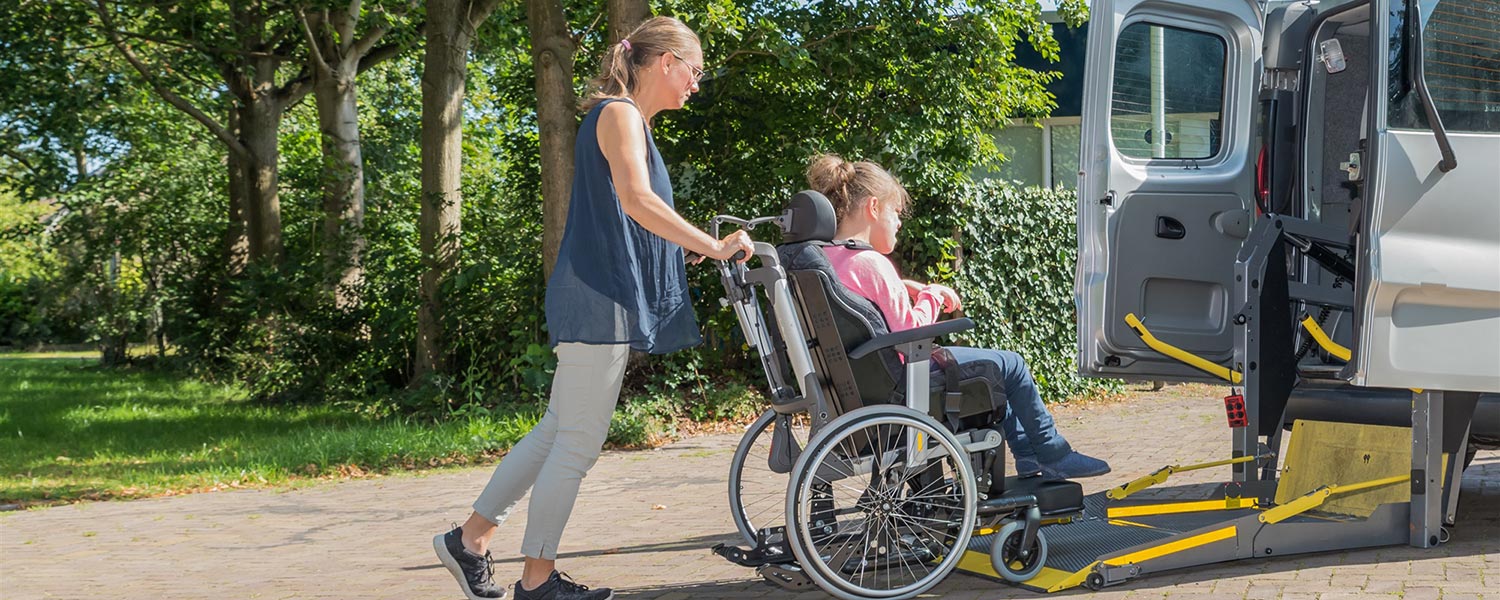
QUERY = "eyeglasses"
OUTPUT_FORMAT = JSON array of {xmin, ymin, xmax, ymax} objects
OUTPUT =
[{"xmin": 670, "ymin": 51, "xmax": 706, "ymax": 83}]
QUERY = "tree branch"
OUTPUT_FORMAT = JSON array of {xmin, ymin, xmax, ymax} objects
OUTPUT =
[
  {"xmin": 356, "ymin": 38, "xmax": 410, "ymax": 74},
  {"xmin": 574, "ymin": 11, "xmax": 604, "ymax": 47},
  {"xmin": 296, "ymin": 7, "xmax": 332, "ymax": 77},
  {"xmin": 277, "ymin": 70, "xmax": 315, "ymax": 110},
  {"xmin": 1, "ymin": 147, "xmax": 41, "ymax": 177},
  {"xmin": 108, "ymin": 27, "xmax": 276, "ymax": 62},
  {"xmin": 469, "ymin": 0, "xmax": 505, "ymax": 31},
  {"xmin": 92, "ymin": 0, "xmax": 250, "ymax": 160},
  {"xmin": 348, "ymin": 23, "xmax": 390, "ymax": 65},
  {"xmin": 335, "ymin": 0, "xmax": 359, "ymax": 54}
]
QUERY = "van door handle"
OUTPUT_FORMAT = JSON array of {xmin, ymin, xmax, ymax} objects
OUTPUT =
[{"xmin": 1156, "ymin": 216, "xmax": 1186, "ymax": 240}]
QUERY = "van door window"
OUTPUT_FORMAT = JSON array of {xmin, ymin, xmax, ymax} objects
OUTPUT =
[
  {"xmin": 1110, "ymin": 23, "xmax": 1228, "ymax": 160},
  {"xmin": 1389, "ymin": 0, "xmax": 1500, "ymax": 133}
]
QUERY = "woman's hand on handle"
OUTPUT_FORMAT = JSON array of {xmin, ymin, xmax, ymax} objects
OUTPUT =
[{"xmin": 709, "ymin": 230, "xmax": 754, "ymax": 263}]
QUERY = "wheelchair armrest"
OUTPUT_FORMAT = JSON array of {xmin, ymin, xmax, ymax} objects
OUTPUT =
[{"xmin": 848, "ymin": 318, "xmax": 975, "ymax": 360}]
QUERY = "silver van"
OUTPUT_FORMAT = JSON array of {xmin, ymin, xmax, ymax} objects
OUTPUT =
[{"xmin": 1072, "ymin": 0, "xmax": 1498, "ymax": 456}]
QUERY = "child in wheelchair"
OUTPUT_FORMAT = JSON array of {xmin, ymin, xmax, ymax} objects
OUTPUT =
[
  {"xmin": 804, "ymin": 153, "xmax": 1110, "ymax": 481},
  {"xmin": 705, "ymin": 158, "xmax": 1103, "ymax": 599}
]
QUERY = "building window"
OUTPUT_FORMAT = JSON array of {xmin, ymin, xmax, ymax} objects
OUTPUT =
[{"xmin": 985, "ymin": 117, "xmax": 1082, "ymax": 190}]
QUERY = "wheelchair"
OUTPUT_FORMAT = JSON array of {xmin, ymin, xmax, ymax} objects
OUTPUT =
[{"xmin": 708, "ymin": 191, "xmax": 1086, "ymax": 599}]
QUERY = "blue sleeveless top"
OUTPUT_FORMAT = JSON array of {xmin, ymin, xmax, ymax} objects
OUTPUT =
[{"xmin": 544, "ymin": 98, "xmax": 701, "ymax": 354}]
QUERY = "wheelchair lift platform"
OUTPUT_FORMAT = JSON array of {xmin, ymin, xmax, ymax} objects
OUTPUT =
[{"xmin": 956, "ymin": 411, "xmax": 1462, "ymax": 593}]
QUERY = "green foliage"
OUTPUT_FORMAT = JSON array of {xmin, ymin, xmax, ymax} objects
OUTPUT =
[
  {"xmin": 0, "ymin": 188, "xmax": 67, "ymax": 347},
  {"xmin": 3, "ymin": 1, "xmax": 1108, "ymax": 423},
  {"xmin": 949, "ymin": 182, "xmax": 1120, "ymax": 401}
]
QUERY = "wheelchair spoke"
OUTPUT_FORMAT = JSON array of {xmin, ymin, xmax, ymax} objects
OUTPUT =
[{"xmin": 788, "ymin": 409, "xmax": 975, "ymax": 599}]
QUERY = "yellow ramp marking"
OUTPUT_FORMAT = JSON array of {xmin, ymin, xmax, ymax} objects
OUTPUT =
[
  {"xmin": 1103, "ymin": 526, "xmax": 1237, "ymax": 566},
  {"xmin": 1107, "ymin": 498, "xmax": 1258, "ymax": 518},
  {"xmin": 1108, "ymin": 518, "xmax": 1159, "ymax": 529},
  {"xmin": 956, "ymin": 551, "xmax": 1098, "ymax": 593}
]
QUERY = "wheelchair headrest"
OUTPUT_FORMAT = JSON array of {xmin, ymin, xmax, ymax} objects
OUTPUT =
[{"xmin": 782, "ymin": 190, "xmax": 837, "ymax": 244}]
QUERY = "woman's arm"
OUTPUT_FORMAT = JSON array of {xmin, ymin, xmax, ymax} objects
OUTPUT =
[{"xmin": 597, "ymin": 102, "xmax": 750, "ymax": 261}]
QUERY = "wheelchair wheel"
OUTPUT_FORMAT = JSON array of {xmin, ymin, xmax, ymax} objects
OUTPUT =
[
  {"xmin": 729, "ymin": 409, "xmax": 810, "ymax": 545},
  {"xmin": 785, "ymin": 405, "xmax": 977, "ymax": 600},
  {"xmin": 989, "ymin": 520, "xmax": 1049, "ymax": 582}
]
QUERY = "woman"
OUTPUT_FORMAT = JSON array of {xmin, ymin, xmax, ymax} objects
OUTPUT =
[
  {"xmin": 804, "ymin": 153, "xmax": 1110, "ymax": 482},
  {"xmin": 434, "ymin": 17, "xmax": 753, "ymax": 600}
]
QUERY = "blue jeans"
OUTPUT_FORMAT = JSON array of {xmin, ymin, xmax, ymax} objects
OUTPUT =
[{"xmin": 937, "ymin": 346, "xmax": 1072, "ymax": 463}]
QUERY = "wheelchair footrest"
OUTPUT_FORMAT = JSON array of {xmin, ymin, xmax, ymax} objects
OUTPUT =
[
  {"xmin": 757, "ymin": 562, "xmax": 815, "ymax": 591},
  {"xmin": 712, "ymin": 541, "xmax": 795, "ymax": 568}
]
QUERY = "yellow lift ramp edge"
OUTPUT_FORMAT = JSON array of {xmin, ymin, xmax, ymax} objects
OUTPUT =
[{"xmin": 961, "ymin": 473, "xmax": 1420, "ymax": 593}]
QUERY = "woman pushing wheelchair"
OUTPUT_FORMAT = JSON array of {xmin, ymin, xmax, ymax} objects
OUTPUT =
[{"xmin": 433, "ymin": 17, "xmax": 752, "ymax": 600}]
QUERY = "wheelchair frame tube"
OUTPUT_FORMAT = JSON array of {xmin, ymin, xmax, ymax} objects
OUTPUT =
[
  {"xmin": 769, "ymin": 273, "xmax": 816, "ymax": 401},
  {"xmin": 901, "ymin": 340, "xmax": 933, "ymax": 468}
]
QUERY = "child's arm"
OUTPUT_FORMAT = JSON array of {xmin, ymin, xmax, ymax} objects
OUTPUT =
[{"xmin": 845, "ymin": 252, "xmax": 945, "ymax": 331}]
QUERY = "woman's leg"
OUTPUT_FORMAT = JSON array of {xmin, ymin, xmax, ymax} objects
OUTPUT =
[
  {"xmin": 514, "ymin": 342, "xmax": 629, "ymax": 588},
  {"xmin": 463, "ymin": 343, "xmax": 628, "ymax": 555}
]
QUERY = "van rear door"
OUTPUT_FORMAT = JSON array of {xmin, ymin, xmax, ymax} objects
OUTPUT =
[{"xmin": 1075, "ymin": 0, "xmax": 1264, "ymax": 381}]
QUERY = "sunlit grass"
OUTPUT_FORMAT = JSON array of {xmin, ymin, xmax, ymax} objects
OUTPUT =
[
  {"xmin": 0, "ymin": 356, "xmax": 543, "ymax": 504},
  {"xmin": 0, "ymin": 354, "xmax": 761, "ymax": 506}
]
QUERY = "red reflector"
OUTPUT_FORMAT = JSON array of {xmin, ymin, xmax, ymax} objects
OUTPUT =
[{"xmin": 1225, "ymin": 394, "xmax": 1248, "ymax": 428}]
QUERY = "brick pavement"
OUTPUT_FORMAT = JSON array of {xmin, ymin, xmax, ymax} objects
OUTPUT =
[{"xmin": 2, "ymin": 388, "xmax": 1495, "ymax": 599}]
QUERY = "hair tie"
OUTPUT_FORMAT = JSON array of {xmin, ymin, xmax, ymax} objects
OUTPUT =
[{"xmin": 620, "ymin": 39, "xmax": 632, "ymax": 51}]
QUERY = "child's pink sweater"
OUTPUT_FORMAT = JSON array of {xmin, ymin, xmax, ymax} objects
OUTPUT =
[{"xmin": 823, "ymin": 246, "xmax": 943, "ymax": 332}]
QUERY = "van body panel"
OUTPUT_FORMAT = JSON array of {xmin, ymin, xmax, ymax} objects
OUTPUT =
[{"xmin": 1357, "ymin": 128, "xmax": 1500, "ymax": 392}]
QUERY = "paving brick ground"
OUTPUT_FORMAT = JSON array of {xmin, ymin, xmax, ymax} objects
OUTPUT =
[{"xmin": 3, "ymin": 386, "xmax": 1495, "ymax": 599}]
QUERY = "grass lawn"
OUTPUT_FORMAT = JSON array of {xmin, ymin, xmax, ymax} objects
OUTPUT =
[{"xmin": 0, "ymin": 355, "xmax": 564, "ymax": 505}]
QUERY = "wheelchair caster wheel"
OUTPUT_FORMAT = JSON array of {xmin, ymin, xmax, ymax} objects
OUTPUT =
[
  {"xmin": 1084, "ymin": 572, "xmax": 1106, "ymax": 591},
  {"xmin": 990, "ymin": 520, "xmax": 1048, "ymax": 583}
]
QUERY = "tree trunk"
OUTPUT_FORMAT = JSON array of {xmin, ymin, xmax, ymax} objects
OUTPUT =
[
  {"xmin": 606, "ymin": 0, "xmax": 651, "ymax": 44},
  {"xmin": 413, "ymin": 0, "xmax": 501, "ymax": 382},
  {"xmin": 239, "ymin": 56, "xmax": 284, "ymax": 266},
  {"xmin": 225, "ymin": 105, "xmax": 250, "ymax": 278},
  {"xmin": 415, "ymin": 0, "xmax": 474, "ymax": 380},
  {"xmin": 529, "ymin": 0, "xmax": 577, "ymax": 281},
  {"xmin": 314, "ymin": 72, "xmax": 366, "ymax": 307}
]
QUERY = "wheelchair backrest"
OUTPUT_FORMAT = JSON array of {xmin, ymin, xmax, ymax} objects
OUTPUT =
[{"xmin": 775, "ymin": 192, "xmax": 906, "ymax": 417}]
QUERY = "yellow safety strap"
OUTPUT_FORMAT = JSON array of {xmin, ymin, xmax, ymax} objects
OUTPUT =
[
  {"xmin": 1299, "ymin": 316, "xmax": 1422, "ymax": 393},
  {"xmin": 1106, "ymin": 454, "xmax": 1266, "ymax": 500},
  {"xmin": 1258, "ymin": 474, "xmax": 1409, "ymax": 524},
  {"xmin": 1124, "ymin": 313, "xmax": 1243, "ymax": 384},
  {"xmin": 1299, "ymin": 315, "xmax": 1350, "ymax": 361}
]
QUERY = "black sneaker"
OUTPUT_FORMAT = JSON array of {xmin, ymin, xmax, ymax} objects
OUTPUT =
[
  {"xmin": 513, "ymin": 571, "xmax": 612, "ymax": 600},
  {"xmin": 434, "ymin": 526, "xmax": 506, "ymax": 599}
]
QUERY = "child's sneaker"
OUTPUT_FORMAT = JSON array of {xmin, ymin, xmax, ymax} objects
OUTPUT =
[
  {"xmin": 1040, "ymin": 451, "xmax": 1111, "ymax": 479},
  {"xmin": 1014, "ymin": 456, "xmax": 1043, "ymax": 478}
]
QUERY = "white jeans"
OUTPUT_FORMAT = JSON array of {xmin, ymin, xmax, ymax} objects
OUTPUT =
[{"xmin": 471, "ymin": 342, "xmax": 630, "ymax": 560}]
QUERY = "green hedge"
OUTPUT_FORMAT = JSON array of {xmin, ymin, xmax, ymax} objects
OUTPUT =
[{"xmin": 946, "ymin": 182, "xmax": 1118, "ymax": 402}]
